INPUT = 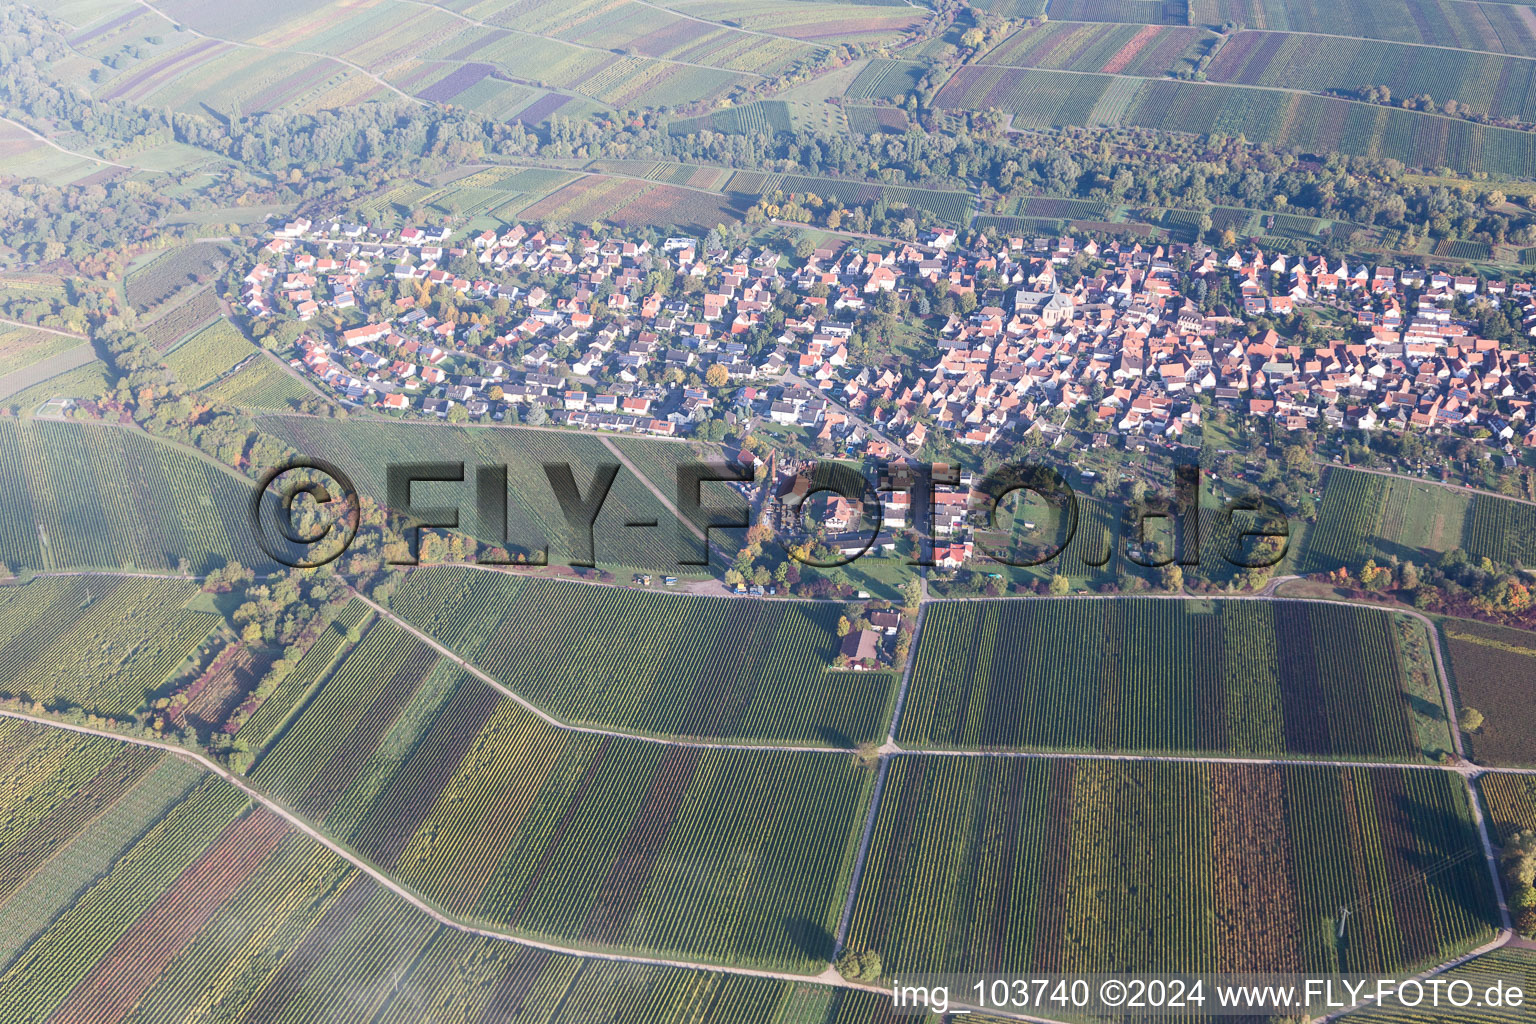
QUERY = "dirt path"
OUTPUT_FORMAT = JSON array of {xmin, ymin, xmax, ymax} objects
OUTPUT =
[
  {"xmin": 132, "ymin": 0, "xmax": 426, "ymax": 106},
  {"xmin": 352, "ymin": 588, "xmax": 850, "ymax": 752},
  {"xmin": 1327, "ymin": 461, "xmax": 1536, "ymax": 510},
  {"xmin": 391, "ymin": 0, "xmax": 769, "ymax": 78},
  {"xmin": 0, "ymin": 315, "xmax": 88, "ymax": 340},
  {"xmin": 598, "ymin": 434, "xmax": 708, "ymax": 544},
  {"xmin": 0, "ymin": 115, "xmax": 130, "ymax": 170}
]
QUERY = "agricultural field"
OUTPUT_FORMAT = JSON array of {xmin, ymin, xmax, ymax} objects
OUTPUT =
[
  {"xmin": 138, "ymin": 287, "xmax": 221, "ymax": 351},
  {"xmin": 235, "ymin": 599, "xmax": 371, "ymax": 755},
  {"xmin": 0, "ymin": 576, "xmax": 218, "ymax": 715},
  {"xmin": 1122, "ymin": 79, "xmax": 1536, "ymax": 178},
  {"xmin": 1441, "ymin": 618, "xmax": 1536, "ymax": 768},
  {"xmin": 163, "ymin": 317, "xmax": 259, "ymax": 389},
  {"xmin": 1302, "ymin": 467, "xmax": 1473, "ymax": 572},
  {"xmin": 899, "ymin": 599, "xmax": 1449, "ymax": 760},
  {"xmin": 0, "ymin": 358, "xmax": 115, "ymax": 416},
  {"xmin": 1206, "ymin": 31, "xmax": 1536, "ymax": 122},
  {"xmin": 248, "ymin": 613, "xmax": 874, "ymax": 971},
  {"xmin": 660, "ymin": 0, "xmax": 926, "ymax": 44},
  {"xmin": 844, "ymin": 59, "xmax": 929, "ymax": 102},
  {"xmin": 1464, "ymin": 492, "xmax": 1536, "ymax": 566},
  {"xmin": 0, "ymin": 418, "xmax": 291, "ymax": 573},
  {"xmin": 936, "ymin": 66, "xmax": 1114, "ymax": 128},
  {"xmin": 846, "ymin": 758, "xmax": 1498, "ymax": 974},
  {"xmin": 980, "ymin": 21, "xmax": 1211, "ymax": 77},
  {"xmin": 123, "ymin": 242, "xmax": 232, "ymax": 313},
  {"xmin": 0, "ymin": 119, "xmax": 104, "ymax": 185},
  {"xmin": 1480, "ymin": 772, "xmax": 1536, "ymax": 841},
  {"xmin": 1046, "ymin": 0, "xmax": 1188, "ymax": 23},
  {"xmin": 0, "ymin": 713, "xmax": 903, "ymax": 1023},
  {"xmin": 259, "ymin": 415, "xmax": 725, "ymax": 571},
  {"xmin": 844, "ymin": 104, "xmax": 910, "ymax": 134},
  {"xmin": 670, "ymin": 101, "xmax": 797, "ymax": 135},
  {"xmin": 1189, "ymin": 0, "xmax": 1536, "ymax": 55},
  {"xmin": 1341, "ymin": 948, "xmax": 1536, "ymax": 1023},
  {"xmin": 0, "ymin": 325, "xmax": 84, "ymax": 379},
  {"xmin": 774, "ymin": 174, "xmax": 972, "ymax": 223},
  {"xmin": 0, "ymin": 344, "xmax": 98, "ymax": 405},
  {"xmin": 202, "ymin": 352, "xmax": 318, "ymax": 410},
  {"xmin": 390, "ymin": 568, "xmax": 896, "ymax": 743}
]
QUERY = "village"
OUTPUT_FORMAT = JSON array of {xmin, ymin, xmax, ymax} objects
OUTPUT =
[{"xmin": 241, "ymin": 215, "xmax": 1536, "ymax": 469}]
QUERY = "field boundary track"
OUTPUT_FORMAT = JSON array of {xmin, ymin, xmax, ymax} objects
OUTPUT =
[
  {"xmin": 0, "ymin": 698, "xmax": 1518, "ymax": 1024},
  {"xmin": 0, "ymin": 568, "xmax": 1528, "ymax": 1018}
]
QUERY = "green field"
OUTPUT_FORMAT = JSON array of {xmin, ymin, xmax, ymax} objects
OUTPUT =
[
  {"xmin": 900, "ymin": 598, "xmax": 1449, "ymax": 760},
  {"xmin": 391, "ymin": 568, "xmax": 895, "ymax": 744},
  {"xmin": 847, "ymin": 758, "xmax": 1498, "ymax": 974}
]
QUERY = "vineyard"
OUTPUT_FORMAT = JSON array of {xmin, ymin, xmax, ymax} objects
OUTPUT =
[
  {"xmin": 899, "ymin": 599, "xmax": 1446, "ymax": 760},
  {"xmin": 0, "ymin": 714, "xmax": 903, "ymax": 1023},
  {"xmin": 936, "ymin": 66, "xmax": 1114, "ymax": 128},
  {"xmin": 1302, "ymin": 468, "xmax": 1472, "ymax": 573},
  {"xmin": 242, "ymin": 612, "xmax": 875, "ymax": 971},
  {"xmin": 164, "ymin": 318, "xmax": 259, "ymax": 389},
  {"xmin": 1206, "ymin": 31, "xmax": 1536, "ymax": 122},
  {"xmin": 1121, "ymin": 79, "xmax": 1536, "ymax": 178},
  {"xmin": 774, "ymin": 175, "xmax": 972, "ymax": 224},
  {"xmin": 1342, "ymin": 948, "xmax": 1536, "ymax": 1023},
  {"xmin": 0, "ymin": 418, "xmax": 283, "ymax": 573},
  {"xmin": 1188, "ymin": 0, "xmax": 1536, "ymax": 55},
  {"xmin": 202, "ymin": 352, "xmax": 316, "ymax": 410},
  {"xmin": 122, "ymin": 242, "xmax": 232, "ymax": 312},
  {"xmin": 0, "ymin": 576, "xmax": 218, "ymax": 715},
  {"xmin": 236, "ymin": 599, "xmax": 372, "ymax": 755},
  {"xmin": 390, "ymin": 568, "xmax": 895, "ymax": 743},
  {"xmin": 981, "ymin": 21, "xmax": 1208, "ymax": 76},
  {"xmin": 846, "ymin": 758, "xmax": 1499, "ymax": 974},
  {"xmin": 0, "ymin": 325, "xmax": 80, "ymax": 378},
  {"xmin": 260, "ymin": 416, "xmax": 713, "ymax": 571},
  {"xmin": 1463, "ymin": 493, "xmax": 1536, "ymax": 567},
  {"xmin": 845, "ymin": 59, "xmax": 928, "ymax": 102},
  {"xmin": 139, "ymin": 287, "xmax": 220, "ymax": 351},
  {"xmin": 1481, "ymin": 773, "xmax": 1536, "ymax": 845},
  {"xmin": 1442, "ymin": 618, "xmax": 1536, "ymax": 768}
]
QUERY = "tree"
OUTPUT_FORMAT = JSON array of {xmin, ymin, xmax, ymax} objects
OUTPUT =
[
  {"xmin": 836, "ymin": 949, "xmax": 882, "ymax": 981},
  {"xmin": 705, "ymin": 363, "xmax": 729, "ymax": 388},
  {"xmin": 837, "ymin": 615, "xmax": 851, "ymax": 637},
  {"xmin": 1160, "ymin": 564, "xmax": 1184, "ymax": 592},
  {"xmin": 1049, "ymin": 574, "xmax": 1070, "ymax": 595},
  {"xmin": 446, "ymin": 404, "xmax": 469, "ymax": 424},
  {"xmin": 1458, "ymin": 707, "xmax": 1484, "ymax": 734}
]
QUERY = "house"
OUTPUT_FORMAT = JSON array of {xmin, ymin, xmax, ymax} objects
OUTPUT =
[{"xmin": 839, "ymin": 629, "xmax": 880, "ymax": 667}]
